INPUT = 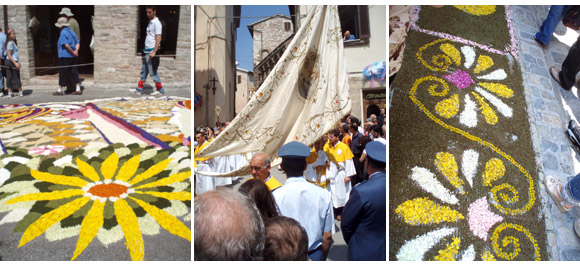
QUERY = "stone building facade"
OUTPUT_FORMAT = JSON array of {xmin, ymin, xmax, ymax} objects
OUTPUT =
[
  {"xmin": 235, "ymin": 67, "xmax": 254, "ymax": 114},
  {"xmin": 0, "ymin": 5, "xmax": 190, "ymax": 89},
  {"xmin": 247, "ymin": 14, "xmax": 293, "ymax": 67}
]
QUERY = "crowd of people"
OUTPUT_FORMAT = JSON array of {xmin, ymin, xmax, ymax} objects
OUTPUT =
[{"xmin": 193, "ymin": 112, "xmax": 386, "ymax": 261}]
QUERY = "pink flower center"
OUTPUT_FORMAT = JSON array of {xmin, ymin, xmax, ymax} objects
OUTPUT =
[
  {"xmin": 468, "ymin": 197, "xmax": 503, "ymax": 240},
  {"xmin": 443, "ymin": 69, "xmax": 474, "ymax": 90}
]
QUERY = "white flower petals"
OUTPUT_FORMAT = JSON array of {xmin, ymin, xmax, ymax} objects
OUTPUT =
[
  {"xmin": 410, "ymin": 167, "xmax": 459, "ymax": 205},
  {"xmin": 477, "ymin": 69, "xmax": 507, "ymax": 80},
  {"xmin": 461, "ymin": 149, "xmax": 479, "ymax": 187},
  {"xmin": 397, "ymin": 227, "xmax": 456, "ymax": 261},
  {"xmin": 459, "ymin": 244, "xmax": 476, "ymax": 261},
  {"xmin": 461, "ymin": 46, "xmax": 476, "ymax": 69},
  {"xmin": 474, "ymin": 86, "xmax": 513, "ymax": 118},
  {"xmin": 459, "ymin": 94, "xmax": 478, "ymax": 128}
]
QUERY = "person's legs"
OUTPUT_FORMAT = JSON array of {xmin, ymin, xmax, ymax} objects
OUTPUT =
[
  {"xmin": 5, "ymin": 60, "xmax": 13, "ymax": 96},
  {"xmin": 535, "ymin": 5, "xmax": 569, "ymax": 45},
  {"xmin": 71, "ymin": 57, "xmax": 81, "ymax": 94},
  {"xmin": 559, "ymin": 35, "xmax": 580, "ymax": 90},
  {"xmin": 148, "ymin": 55, "xmax": 164, "ymax": 95},
  {"xmin": 55, "ymin": 58, "xmax": 70, "ymax": 95},
  {"xmin": 131, "ymin": 55, "xmax": 148, "ymax": 94}
]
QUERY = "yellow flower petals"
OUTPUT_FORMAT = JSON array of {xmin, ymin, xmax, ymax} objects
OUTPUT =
[
  {"xmin": 479, "ymin": 82, "xmax": 514, "ymax": 98},
  {"xmin": 133, "ymin": 171, "xmax": 191, "ymax": 190},
  {"xmin": 101, "ymin": 152, "xmax": 119, "ymax": 180},
  {"xmin": 30, "ymin": 169, "xmax": 89, "ymax": 188},
  {"xmin": 435, "ymin": 94, "xmax": 459, "ymax": 119},
  {"xmin": 481, "ymin": 251, "xmax": 496, "ymax": 261},
  {"xmin": 472, "ymin": 92, "xmax": 498, "ymax": 125},
  {"xmin": 440, "ymin": 43, "xmax": 461, "ymax": 66},
  {"xmin": 136, "ymin": 191, "xmax": 191, "ymax": 201},
  {"xmin": 129, "ymin": 158, "xmax": 173, "ymax": 186},
  {"xmin": 395, "ymin": 197, "xmax": 464, "ymax": 225},
  {"xmin": 76, "ymin": 158, "xmax": 101, "ymax": 182},
  {"xmin": 491, "ymin": 223, "xmax": 541, "ymax": 261},
  {"xmin": 434, "ymin": 237, "xmax": 461, "ymax": 261},
  {"xmin": 454, "ymin": 5, "xmax": 497, "ymax": 16},
  {"xmin": 130, "ymin": 197, "xmax": 191, "ymax": 241},
  {"xmin": 434, "ymin": 152, "xmax": 463, "ymax": 189},
  {"xmin": 7, "ymin": 189, "xmax": 84, "ymax": 204},
  {"xmin": 72, "ymin": 200, "xmax": 105, "ymax": 260},
  {"xmin": 483, "ymin": 158, "xmax": 505, "ymax": 186},
  {"xmin": 115, "ymin": 154, "xmax": 141, "ymax": 182},
  {"xmin": 19, "ymin": 197, "xmax": 91, "ymax": 247},
  {"xmin": 114, "ymin": 199, "xmax": 144, "ymax": 261},
  {"xmin": 474, "ymin": 55, "xmax": 494, "ymax": 74}
]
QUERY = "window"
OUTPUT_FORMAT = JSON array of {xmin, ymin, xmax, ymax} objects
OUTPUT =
[
  {"xmin": 238, "ymin": 75, "xmax": 242, "ymax": 84},
  {"xmin": 137, "ymin": 5, "xmax": 180, "ymax": 57},
  {"xmin": 284, "ymin": 22, "xmax": 291, "ymax": 31},
  {"xmin": 338, "ymin": 6, "xmax": 370, "ymax": 42}
]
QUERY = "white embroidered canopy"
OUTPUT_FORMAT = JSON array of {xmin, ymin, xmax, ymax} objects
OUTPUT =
[{"xmin": 196, "ymin": 5, "xmax": 351, "ymax": 176}]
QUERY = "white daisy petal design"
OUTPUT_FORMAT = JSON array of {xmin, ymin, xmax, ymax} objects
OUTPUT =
[
  {"xmin": 459, "ymin": 244, "xmax": 476, "ymax": 261},
  {"xmin": 459, "ymin": 94, "xmax": 478, "ymax": 128},
  {"xmin": 410, "ymin": 167, "xmax": 459, "ymax": 205},
  {"xmin": 461, "ymin": 46, "xmax": 476, "ymax": 69},
  {"xmin": 461, "ymin": 149, "xmax": 479, "ymax": 187},
  {"xmin": 397, "ymin": 227, "xmax": 456, "ymax": 261},
  {"xmin": 0, "ymin": 208, "xmax": 30, "ymax": 225},
  {"xmin": 477, "ymin": 69, "xmax": 507, "ymax": 80},
  {"xmin": 474, "ymin": 86, "xmax": 513, "ymax": 117}
]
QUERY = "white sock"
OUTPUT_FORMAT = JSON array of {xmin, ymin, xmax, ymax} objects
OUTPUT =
[
  {"xmin": 76, "ymin": 86, "xmax": 80, "ymax": 91},
  {"xmin": 57, "ymin": 87, "xmax": 62, "ymax": 92}
]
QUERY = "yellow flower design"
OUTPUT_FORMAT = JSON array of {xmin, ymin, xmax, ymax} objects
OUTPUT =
[
  {"xmin": 6, "ymin": 152, "xmax": 191, "ymax": 261},
  {"xmin": 396, "ymin": 150, "xmax": 539, "ymax": 261},
  {"xmin": 416, "ymin": 40, "xmax": 514, "ymax": 128},
  {"xmin": 454, "ymin": 5, "xmax": 496, "ymax": 16}
]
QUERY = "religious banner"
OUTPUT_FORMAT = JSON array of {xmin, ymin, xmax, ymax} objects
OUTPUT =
[{"xmin": 196, "ymin": 5, "xmax": 351, "ymax": 176}]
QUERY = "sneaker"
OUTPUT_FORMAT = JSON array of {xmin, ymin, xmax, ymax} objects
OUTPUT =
[
  {"xmin": 7, "ymin": 92, "xmax": 12, "ymax": 98},
  {"xmin": 150, "ymin": 89, "xmax": 165, "ymax": 96},
  {"xmin": 19, "ymin": 92, "xmax": 23, "ymax": 97},
  {"xmin": 0, "ymin": 92, "xmax": 4, "ymax": 97},
  {"xmin": 129, "ymin": 88, "xmax": 143, "ymax": 95},
  {"xmin": 568, "ymin": 120, "xmax": 580, "ymax": 148}
]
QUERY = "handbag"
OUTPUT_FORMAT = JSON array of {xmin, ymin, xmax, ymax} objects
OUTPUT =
[{"xmin": 562, "ymin": 6, "xmax": 580, "ymax": 30}]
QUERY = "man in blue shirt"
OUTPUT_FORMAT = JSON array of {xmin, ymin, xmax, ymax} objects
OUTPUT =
[
  {"xmin": 54, "ymin": 17, "xmax": 81, "ymax": 96},
  {"xmin": 340, "ymin": 141, "xmax": 386, "ymax": 260},
  {"xmin": 272, "ymin": 141, "xmax": 334, "ymax": 261}
]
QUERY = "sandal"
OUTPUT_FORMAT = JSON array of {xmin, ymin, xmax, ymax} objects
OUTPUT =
[
  {"xmin": 549, "ymin": 67, "xmax": 568, "ymax": 90},
  {"xmin": 545, "ymin": 175, "xmax": 572, "ymax": 212},
  {"xmin": 52, "ymin": 91, "xmax": 64, "ymax": 96}
]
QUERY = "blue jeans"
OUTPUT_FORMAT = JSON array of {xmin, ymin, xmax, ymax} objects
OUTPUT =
[
  {"xmin": 535, "ymin": 5, "xmax": 572, "ymax": 45},
  {"xmin": 140, "ymin": 50, "xmax": 161, "ymax": 84},
  {"xmin": 562, "ymin": 173, "xmax": 580, "ymax": 203}
]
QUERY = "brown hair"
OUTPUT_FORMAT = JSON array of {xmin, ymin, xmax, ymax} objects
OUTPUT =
[
  {"xmin": 5, "ymin": 29, "xmax": 17, "ymax": 54},
  {"xmin": 263, "ymin": 216, "xmax": 309, "ymax": 261},
  {"xmin": 239, "ymin": 179, "xmax": 279, "ymax": 221}
]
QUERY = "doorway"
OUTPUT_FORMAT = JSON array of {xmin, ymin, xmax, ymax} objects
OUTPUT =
[{"xmin": 29, "ymin": 6, "xmax": 94, "ymax": 76}]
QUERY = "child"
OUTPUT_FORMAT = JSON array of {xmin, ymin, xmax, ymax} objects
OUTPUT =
[{"xmin": 5, "ymin": 29, "xmax": 23, "ymax": 97}]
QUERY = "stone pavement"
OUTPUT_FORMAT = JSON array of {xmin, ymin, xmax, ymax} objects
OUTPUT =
[{"xmin": 511, "ymin": 5, "xmax": 580, "ymax": 261}]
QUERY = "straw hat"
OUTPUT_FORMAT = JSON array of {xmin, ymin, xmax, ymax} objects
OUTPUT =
[
  {"xmin": 59, "ymin": 7, "xmax": 74, "ymax": 17},
  {"xmin": 55, "ymin": 17, "xmax": 70, "ymax": 28}
]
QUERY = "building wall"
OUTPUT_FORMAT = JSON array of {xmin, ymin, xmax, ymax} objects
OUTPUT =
[
  {"xmin": 235, "ymin": 69, "xmax": 253, "ymax": 115},
  {"xmin": 194, "ymin": 5, "xmax": 237, "ymax": 128},
  {"xmin": 94, "ymin": 5, "xmax": 191, "ymax": 87},
  {"xmin": 0, "ymin": 5, "xmax": 190, "ymax": 88},
  {"xmin": 252, "ymin": 16, "xmax": 293, "ymax": 67}
]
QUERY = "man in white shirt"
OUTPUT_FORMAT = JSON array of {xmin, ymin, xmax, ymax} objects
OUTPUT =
[
  {"xmin": 273, "ymin": 141, "xmax": 333, "ymax": 261},
  {"xmin": 131, "ymin": 6, "xmax": 165, "ymax": 96}
]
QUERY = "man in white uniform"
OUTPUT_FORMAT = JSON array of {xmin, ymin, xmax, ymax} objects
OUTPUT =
[{"xmin": 273, "ymin": 141, "xmax": 333, "ymax": 261}]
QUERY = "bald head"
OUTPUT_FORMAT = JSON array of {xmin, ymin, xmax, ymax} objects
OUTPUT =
[
  {"xmin": 250, "ymin": 152, "xmax": 271, "ymax": 180},
  {"xmin": 194, "ymin": 189, "xmax": 265, "ymax": 260}
]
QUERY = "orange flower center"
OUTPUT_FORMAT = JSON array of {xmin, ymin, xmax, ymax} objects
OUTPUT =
[{"xmin": 88, "ymin": 183, "xmax": 129, "ymax": 198}]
